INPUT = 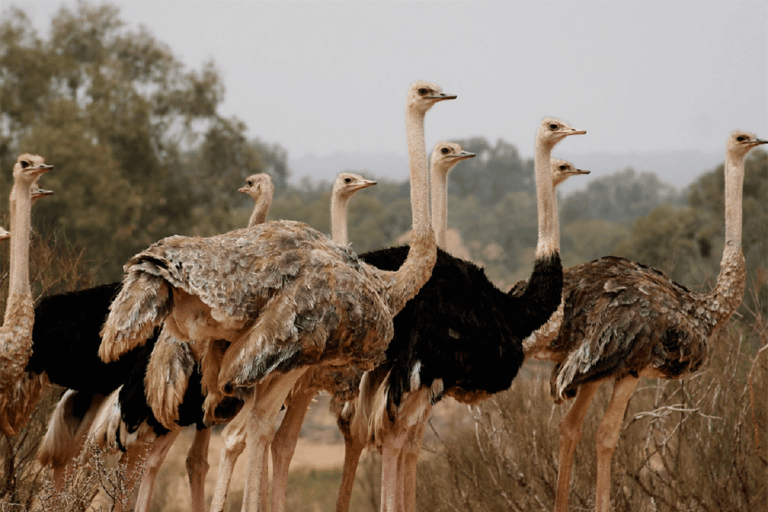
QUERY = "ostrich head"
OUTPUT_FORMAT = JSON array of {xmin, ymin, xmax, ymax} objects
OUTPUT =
[
  {"xmin": 431, "ymin": 142, "xmax": 476, "ymax": 171},
  {"xmin": 0, "ymin": 226, "xmax": 8, "ymax": 241},
  {"xmin": 727, "ymin": 130, "xmax": 767, "ymax": 158},
  {"xmin": 31, "ymin": 180, "xmax": 54, "ymax": 203},
  {"xmin": 408, "ymin": 81, "xmax": 456, "ymax": 114},
  {"xmin": 537, "ymin": 118, "xmax": 587, "ymax": 148},
  {"xmin": 13, "ymin": 154, "xmax": 53, "ymax": 185},
  {"xmin": 239, "ymin": 173, "xmax": 274, "ymax": 201},
  {"xmin": 551, "ymin": 158, "xmax": 590, "ymax": 187},
  {"xmin": 333, "ymin": 172, "xmax": 377, "ymax": 200}
]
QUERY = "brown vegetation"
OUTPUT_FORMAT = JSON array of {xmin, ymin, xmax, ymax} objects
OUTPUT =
[{"xmin": 415, "ymin": 276, "xmax": 768, "ymax": 512}]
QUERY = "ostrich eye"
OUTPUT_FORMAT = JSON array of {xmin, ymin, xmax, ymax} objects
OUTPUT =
[
  {"xmin": 440, "ymin": 147, "xmax": 450, "ymax": 154},
  {"xmin": 549, "ymin": 123, "xmax": 559, "ymax": 130},
  {"xmin": 559, "ymin": 165, "xmax": 567, "ymax": 170},
  {"xmin": 344, "ymin": 178, "xmax": 352, "ymax": 183},
  {"xmin": 736, "ymin": 135, "xmax": 747, "ymax": 142},
  {"xmin": 417, "ymin": 88, "xmax": 429, "ymax": 96},
  {"xmin": 20, "ymin": 160, "xmax": 29, "ymax": 168},
  {"xmin": 247, "ymin": 180, "xmax": 253, "ymax": 186}
]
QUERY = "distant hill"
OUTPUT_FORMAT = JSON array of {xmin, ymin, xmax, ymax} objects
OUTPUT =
[{"xmin": 289, "ymin": 149, "xmax": 723, "ymax": 194}]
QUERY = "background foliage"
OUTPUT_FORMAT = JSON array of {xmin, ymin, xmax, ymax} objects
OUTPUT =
[{"xmin": 1, "ymin": 3, "xmax": 767, "ymax": 510}]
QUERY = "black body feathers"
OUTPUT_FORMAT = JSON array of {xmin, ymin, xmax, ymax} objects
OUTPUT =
[{"xmin": 360, "ymin": 246, "xmax": 562, "ymax": 416}]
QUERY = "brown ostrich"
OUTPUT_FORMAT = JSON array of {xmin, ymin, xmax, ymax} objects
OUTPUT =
[
  {"xmin": 542, "ymin": 130, "xmax": 766, "ymax": 512},
  {"xmin": 0, "ymin": 154, "xmax": 53, "ymax": 435},
  {"xmin": 99, "ymin": 81, "xmax": 453, "ymax": 511},
  {"xmin": 204, "ymin": 171, "xmax": 377, "ymax": 512}
]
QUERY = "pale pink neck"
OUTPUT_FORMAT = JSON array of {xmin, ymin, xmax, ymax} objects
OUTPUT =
[
  {"xmin": 705, "ymin": 149, "xmax": 747, "ymax": 320},
  {"xmin": 383, "ymin": 104, "xmax": 436, "ymax": 314},
  {"xmin": 331, "ymin": 193, "xmax": 350, "ymax": 245},
  {"xmin": 431, "ymin": 166, "xmax": 449, "ymax": 249},
  {"xmin": 247, "ymin": 193, "xmax": 272, "ymax": 228},
  {"xmin": 6, "ymin": 179, "xmax": 32, "ymax": 303},
  {"xmin": 533, "ymin": 142, "xmax": 558, "ymax": 259}
]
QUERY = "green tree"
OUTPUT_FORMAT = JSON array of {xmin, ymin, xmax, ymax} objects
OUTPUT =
[
  {"xmin": 560, "ymin": 167, "xmax": 684, "ymax": 226},
  {"xmin": 0, "ymin": 2, "xmax": 270, "ymax": 281},
  {"xmin": 449, "ymin": 137, "xmax": 535, "ymax": 205}
]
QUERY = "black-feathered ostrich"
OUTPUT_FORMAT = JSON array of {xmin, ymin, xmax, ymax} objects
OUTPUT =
[
  {"xmin": 348, "ymin": 118, "xmax": 586, "ymax": 512},
  {"xmin": 98, "ymin": 81, "xmax": 451, "ymax": 511},
  {"xmin": 531, "ymin": 130, "xmax": 765, "ymax": 512},
  {"xmin": 39, "ymin": 173, "xmax": 275, "ymax": 512}
]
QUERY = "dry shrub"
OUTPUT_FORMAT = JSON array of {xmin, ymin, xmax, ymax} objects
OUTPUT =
[
  {"xmin": 0, "ymin": 220, "xmax": 110, "ymax": 511},
  {"xmin": 417, "ymin": 278, "xmax": 768, "ymax": 512}
]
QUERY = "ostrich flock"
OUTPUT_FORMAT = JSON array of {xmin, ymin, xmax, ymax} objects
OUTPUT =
[{"xmin": 0, "ymin": 80, "xmax": 765, "ymax": 512}]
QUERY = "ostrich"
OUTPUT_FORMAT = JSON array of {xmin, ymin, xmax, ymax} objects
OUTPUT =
[
  {"xmin": 38, "ymin": 172, "xmax": 276, "ymax": 512},
  {"xmin": 99, "ymin": 80, "xmax": 450, "ymax": 511},
  {"xmin": 546, "ymin": 130, "xmax": 765, "ymax": 512},
  {"xmin": 200, "ymin": 171, "xmax": 377, "ymax": 512},
  {"xmin": 352, "ymin": 119, "xmax": 586, "ymax": 512},
  {"xmin": 240, "ymin": 173, "xmax": 275, "ymax": 227},
  {"xmin": 0, "ymin": 154, "xmax": 53, "ymax": 435}
]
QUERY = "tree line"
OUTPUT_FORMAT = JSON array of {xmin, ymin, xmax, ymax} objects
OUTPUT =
[{"xmin": 1, "ymin": 2, "xmax": 766, "ymax": 325}]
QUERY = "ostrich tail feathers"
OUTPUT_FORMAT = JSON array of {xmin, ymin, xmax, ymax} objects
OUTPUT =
[
  {"xmin": 99, "ymin": 270, "xmax": 171, "ymax": 363},
  {"xmin": 0, "ymin": 371, "xmax": 46, "ymax": 436},
  {"xmin": 146, "ymin": 329, "xmax": 195, "ymax": 429},
  {"xmin": 38, "ymin": 390, "xmax": 107, "ymax": 469}
]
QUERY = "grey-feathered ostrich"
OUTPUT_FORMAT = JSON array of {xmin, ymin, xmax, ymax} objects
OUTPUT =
[
  {"xmin": 0, "ymin": 154, "xmax": 53, "ymax": 436},
  {"xmin": 39, "ymin": 173, "xmax": 276, "ymax": 512},
  {"xmin": 200, "ymin": 171, "xmax": 378, "ymax": 512},
  {"xmin": 543, "ymin": 130, "xmax": 765, "ymax": 512},
  {"xmin": 351, "ymin": 119, "xmax": 586, "ymax": 512},
  {"xmin": 99, "ymin": 81, "xmax": 451, "ymax": 511}
]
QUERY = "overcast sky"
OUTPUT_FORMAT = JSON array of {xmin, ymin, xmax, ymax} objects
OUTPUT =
[{"xmin": 19, "ymin": 1, "xmax": 768, "ymax": 190}]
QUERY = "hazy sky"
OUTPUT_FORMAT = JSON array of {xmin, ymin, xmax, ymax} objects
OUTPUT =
[{"xmin": 19, "ymin": 1, "xmax": 768, "ymax": 189}]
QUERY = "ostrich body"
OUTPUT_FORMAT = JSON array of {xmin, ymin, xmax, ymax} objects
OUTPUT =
[
  {"xmin": 0, "ymin": 154, "xmax": 53, "ymax": 436},
  {"xmin": 549, "ymin": 131, "xmax": 764, "ymax": 512},
  {"xmin": 100, "ymin": 81, "xmax": 450, "ymax": 511},
  {"xmin": 38, "ymin": 173, "xmax": 275, "ymax": 512},
  {"xmin": 352, "ymin": 120, "xmax": 585, "ymax": 512},
  {"xmin": 203, "ymin": 171, "xmax": 376, "ymax": 512}
]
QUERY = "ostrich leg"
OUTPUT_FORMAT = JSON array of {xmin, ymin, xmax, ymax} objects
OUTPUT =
[
  {"xmin": 186, "ymin": 427, "xmax": 212, "ymax": 512},
  {"xmin": 554, "ymin": 379, "xmax": 602, "ymax": 512},
  {"xmin": 594, "ymin": 376, "xmax": 638, "ymax": 512},
  {"xmin": 271, "ymin": 381, "xmax": 317, "ymax": 512}
]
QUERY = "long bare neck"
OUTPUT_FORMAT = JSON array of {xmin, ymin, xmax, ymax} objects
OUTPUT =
[
  {"xmin": 6, "ymin": 179, "xmax": 32, "ymax": 304},
  {"xmin": 431, "ymin": 165, "xmax": 449, "ymax": 249},
  {"xmin": 534, "ymin": 142, "xmax": 558, "ymax": 259},
  {"xmin": 705, "ymin": 150, "xmax": 747, "ymax": 324},
  {"xmin": 383, "ymin": 105, "xmax": 436, "ymax": 314},
  {"xmin": 331, "ymin": 193, "xmax": 350, "ymax": 245},
  {"xmin": 248, "ymin": 193, "xmax": 272, "ymax": 228}
]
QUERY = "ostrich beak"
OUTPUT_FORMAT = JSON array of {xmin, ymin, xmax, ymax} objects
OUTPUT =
[
  {"xmin": 31, "ymin": 187, "xmax": 54, "ymax": 198},
  {"xmin": 354, "ymin": 179, "xmax": 377, "ymax": 190},
  {"xmin": 453, "ymin": 151, "xmax": 476, "ymax": 160},
  {"xmin": 567, "ymin": 129, "xmax": 587, "ymax": 136},
  {"xmin": 430, "ymin": 92, "xmax": 457, "ymax": 101}
]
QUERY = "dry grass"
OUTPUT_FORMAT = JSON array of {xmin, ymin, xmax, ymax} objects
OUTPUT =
[{"xmin": 415, "ymin": 279, "xmax": 768, "ymax": 512}]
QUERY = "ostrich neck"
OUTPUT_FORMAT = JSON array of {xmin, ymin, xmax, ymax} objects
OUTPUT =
[
  {"xmin": 384, "ymin": 106, "xmax": 437, "ymax": 315},
  {"xmin": 533, "ymin": 142, "xmax": 558, "ymax": 259},
  {"xmin": 248, "ymin": 194, "xmax": 272, "ymax": 228},
  {"xmin": 431, "ymin": 168, "xmax": 449, "ymax": 249},
  {"xmin": 331, "ymin": 194, "xmax": 350, "ymax": 245},
  {"xmin": 6, "ymin": 181, "xmax": 32, "ymax": 303},
  {"xmin": 705, "ymin": 151, "xmax": 747, "ymax": 324}
]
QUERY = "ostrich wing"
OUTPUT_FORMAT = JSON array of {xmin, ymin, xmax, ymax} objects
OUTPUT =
[{"xmin": 551, "ymin": 256, "xmax": 708, "ymax": 403}]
